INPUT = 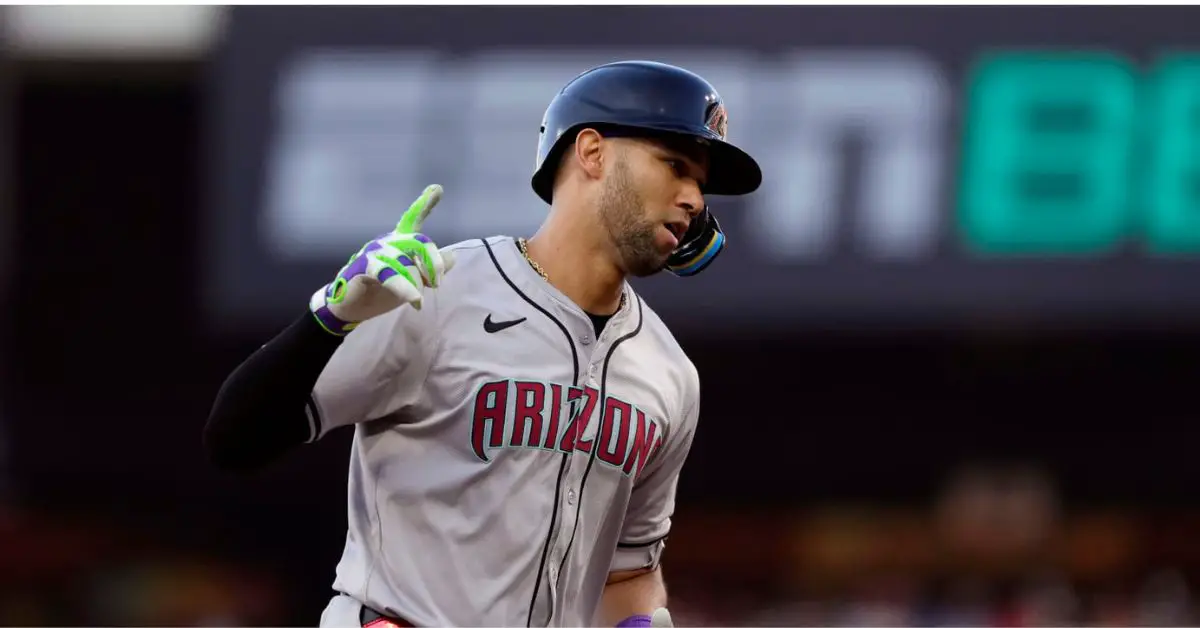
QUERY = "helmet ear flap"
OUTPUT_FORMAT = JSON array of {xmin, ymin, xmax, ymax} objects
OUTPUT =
[{"xmin": 665, "ymin": 207, "xmax": 725, "ymax": 277}]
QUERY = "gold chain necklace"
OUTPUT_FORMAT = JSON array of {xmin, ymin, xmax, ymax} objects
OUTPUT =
[
  {"xmin": 517, "ymin": 237, "xmax": 626, "ymax": 310},
  {"xmin": 516, "ymin": 237, "xmax": 548, "ymax": 280}
]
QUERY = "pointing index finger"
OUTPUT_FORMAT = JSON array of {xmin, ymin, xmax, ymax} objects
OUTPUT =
[{"xmin": 396, "ymin": 184, "xmax": 443, "ymax": 234}]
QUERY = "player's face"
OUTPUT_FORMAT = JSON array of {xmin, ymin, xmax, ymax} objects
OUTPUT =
[{"xmin": 597, "ymin": 137, "xmax": 709, "ymax": 277}]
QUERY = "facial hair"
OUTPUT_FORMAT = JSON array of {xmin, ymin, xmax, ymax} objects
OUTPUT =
[{"xmin": 598, "ymin": 156, "xmax": 669, "ymax": 277}]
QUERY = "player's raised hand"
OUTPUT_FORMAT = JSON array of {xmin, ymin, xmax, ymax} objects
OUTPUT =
[{"xmin": 309, "ymin": 184, "xmax": 457, "ymax": 336}]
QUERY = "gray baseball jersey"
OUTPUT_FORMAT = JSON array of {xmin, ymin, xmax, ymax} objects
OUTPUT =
[{"xmin": 307, "ymin": 235, "xmax": 700, "ymax": 627}]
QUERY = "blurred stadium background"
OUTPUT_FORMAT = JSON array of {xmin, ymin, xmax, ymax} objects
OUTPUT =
[{"xmin": 3, "ymin": 4, "xmax": 1200, "ymax": 626}]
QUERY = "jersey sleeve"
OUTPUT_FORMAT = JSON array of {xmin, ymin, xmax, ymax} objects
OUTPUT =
[
  {"xmin": 608, "ymin": 371, "xmax": 700, "ymax": 574},
  {"xmin": 307, "ymin": 289, "xmax": 442, "ymax": 441}
]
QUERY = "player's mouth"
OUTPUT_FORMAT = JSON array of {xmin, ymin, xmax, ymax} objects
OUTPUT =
[
  {"xmin": 663, "ymin": 219, "xmax": 688, "ymax": 244},
  {"xmin": 656, "ymin": 223, "xmax": 680, "ymax": 251}
]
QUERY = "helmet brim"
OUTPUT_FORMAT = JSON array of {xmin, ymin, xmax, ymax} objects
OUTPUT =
[{"xmin": 702, "ymin": 138, "xmax": 762, "ymax": 197}]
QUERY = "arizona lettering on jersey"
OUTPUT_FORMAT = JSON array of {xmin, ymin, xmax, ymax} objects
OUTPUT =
[
  {"xmin": 307, "ymin": 235, "xmax": 700, "ymax": 628},
  {"xmin": 470, "ymin": 379, "xmax": 666, "ymax": 479}
]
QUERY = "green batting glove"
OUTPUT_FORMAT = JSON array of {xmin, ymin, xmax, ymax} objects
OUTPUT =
[{"xmin": 309, "ymin": 184, "xmax": 456, "ymax": 336}]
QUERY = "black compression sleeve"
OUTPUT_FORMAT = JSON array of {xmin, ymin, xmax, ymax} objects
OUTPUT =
[{"xmin": 203, "ymin": 310, "xmax": 345, "ymax": 473}]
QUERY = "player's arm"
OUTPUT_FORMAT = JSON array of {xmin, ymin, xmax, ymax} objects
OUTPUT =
[
  {"xmin": 203, "ymin": 185, "xmax": 453, "ymax": 472},
  {"xmin": 203, "ymin": 308, "xmax": 348, "ymax": 471},
  {"xmin": 599, "ymin": 374, "xmax": 701, "ymax": 628},
  {"xmin": 600, "ymin": 566, "xmax": 668, "ymax": 627}
]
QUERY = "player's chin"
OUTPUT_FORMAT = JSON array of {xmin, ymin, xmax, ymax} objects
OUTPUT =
[
  {"xmin": 628, "ymin": 252, "xmax": 672, "ymax": 278},
  {"xmin": 620, "ymin": 233, "xmax": 672, "ymax": 277},
  {"xmin": 629, "ymin": 265, "xmax": 667, "ymax": 279}
]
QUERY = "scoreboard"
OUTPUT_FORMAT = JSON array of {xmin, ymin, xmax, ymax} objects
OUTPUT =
[
  {"xmin": 207, "ymin": 5, "xmax": 1200, "ymax": 333},
  {"xmin": 961, "ymin": 52, "xmax": 1200, "ymax": 256}
]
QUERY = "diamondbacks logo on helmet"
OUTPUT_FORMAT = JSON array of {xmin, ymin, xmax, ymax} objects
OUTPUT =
[{"xmin": 705, "ymin": 103, "xmax": 728, "ymax": 140}]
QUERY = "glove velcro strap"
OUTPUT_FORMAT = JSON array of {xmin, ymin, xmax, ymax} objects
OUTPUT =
[{"xmin": 309, "ymin": 287, "xmax": 358, "ymax": 337}]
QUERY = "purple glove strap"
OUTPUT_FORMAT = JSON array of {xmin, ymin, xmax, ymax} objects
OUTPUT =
[
  {"xmin": 616, "ymin": 615, "xmax": 652, "ymax": 628},
  {"xmin": 311, "ymin": 303, "xmax": 353, "ymax": 336}
]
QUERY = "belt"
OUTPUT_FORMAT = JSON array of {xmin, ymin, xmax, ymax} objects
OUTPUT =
[{"xmin": 359, "ymin": 604, "xmax": 416, "ymax": 628}]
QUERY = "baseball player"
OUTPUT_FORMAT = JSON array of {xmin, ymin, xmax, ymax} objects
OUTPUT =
[{"xmin": 204, "ymin": 60, "xmax": 762, "ymax": 627}]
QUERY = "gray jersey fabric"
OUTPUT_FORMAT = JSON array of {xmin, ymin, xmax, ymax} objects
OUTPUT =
[{"xmin": 310, "ymin": 236, "xmax": 700, "ymax": 627}]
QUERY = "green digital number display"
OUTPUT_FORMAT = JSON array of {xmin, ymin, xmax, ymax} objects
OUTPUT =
[
  {"xmin": 1143, "ymin": 54, "xmax": 1200, "ymax": 254},
  {"xmin": 958, "ymin": 52, "xmax": 1139, "ymax": 255}
]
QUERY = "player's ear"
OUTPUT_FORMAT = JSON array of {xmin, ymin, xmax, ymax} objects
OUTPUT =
[{"xmin": 572, "ymin": 128, "xmax": 605, "ymax": 181}]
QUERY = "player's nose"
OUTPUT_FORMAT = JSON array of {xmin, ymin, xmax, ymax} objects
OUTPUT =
[{"xmin": 676, "ymin": 182, "xmax": 705, "ymax": 218}]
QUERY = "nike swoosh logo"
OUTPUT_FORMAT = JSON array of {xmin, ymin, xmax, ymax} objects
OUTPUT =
[{"xmin": 484, "ymin": 314, "xmax": 527, "ymax": 333}]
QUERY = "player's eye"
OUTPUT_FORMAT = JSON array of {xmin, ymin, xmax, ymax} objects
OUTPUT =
[{"xmin": 666, "ymin": 158, "xmax": 707, "ymax": 192}]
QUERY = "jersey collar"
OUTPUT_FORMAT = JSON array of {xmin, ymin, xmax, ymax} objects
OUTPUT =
[{"xmin": 504, "ymin": 236, "xmax": 635, "ymax": 327}]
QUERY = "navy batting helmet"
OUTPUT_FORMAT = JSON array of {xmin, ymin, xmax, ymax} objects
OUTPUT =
[{"xmin": 531, "ymin": 60, "xmax": 762, "ymax": 277}]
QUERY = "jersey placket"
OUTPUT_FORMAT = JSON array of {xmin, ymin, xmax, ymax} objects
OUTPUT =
[{"xmin": 544, "ymin": 309, "xmax": 619, "ymax": 625}]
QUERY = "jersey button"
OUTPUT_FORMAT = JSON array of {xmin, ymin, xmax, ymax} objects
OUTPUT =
[
  {"xmin": 566, "ymin": 489, "xmax": 577, "ymax": 505},
  {"xmin": 580, "ymin": 333, "xmax": 592, "ymax": 345}
]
